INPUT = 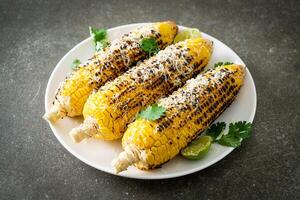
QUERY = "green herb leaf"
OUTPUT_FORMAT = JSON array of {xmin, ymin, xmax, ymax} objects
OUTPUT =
[
  {"xmin": 140, "ymin": 38, "xmax": 160, "ymax": 56},
  {"xmin": 228, "ymin": 121, "xmax": 252, "ymax": 139},
  {"xmin": 206, "ymin": 121, "xmax": 252, "ymax": 148},
  {"xmin": 137, "ymin": 104, "xmax": 166, "ymax": 121},
  {"xmin": 89, "ymin": 26, "xmax": 107, "ymax": 42},
  {"xmin": 89, "ymin": 26, "xmax": 108, "ymax": 51},
  {"xmin": 218, "ymin": 134, "xmax": 241, "ymax": 148},
  {"xmin": 71, "ymin": 59, "xmax": 81, "ymax": 70},
  {"xmin": 95, "ymin": 41, "xmax": 104, "ymax": 51},
  {"xmin": 214, "ymin": 61, "xmax": 234, "ymax": 68},
  {"xmin": 206, "ymin": 122, "xmax": 226, "ymax": 141},
  {"xmin": 95, "ymin": 41, "xmax": 109, "ymax": 51}
]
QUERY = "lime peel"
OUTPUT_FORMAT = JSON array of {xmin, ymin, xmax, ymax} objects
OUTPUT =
[
  {"xmin": 174, "ymin": 28, "xmax": 202, "ymax": 43},
  {"xmin": 181, "ymin": 135, "xmax": 212, "ymax": 160}
]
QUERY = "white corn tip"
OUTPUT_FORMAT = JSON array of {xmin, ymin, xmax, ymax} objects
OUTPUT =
[
  {"xmin": 69, "ymin": 117, "xmax": 98, "ymax": 143},
  {"xmin": 43, "ymin": 104, "xmax": 66, "ymax": 123},
  {"xmin": 112, "ymin": 147, "xmax": 139, "ymax": 174},
  {"xmin": 69, "ymin": 128, "xmax": 89, "ymax": 143}
]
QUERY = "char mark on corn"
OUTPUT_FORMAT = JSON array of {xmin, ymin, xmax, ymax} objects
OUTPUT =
[
  {"xmin": 69, "ymin": 38, "xmax": 213, "ymax": 142},
  {"xmin": 112, "ymin": 64, "xmax": 245, "ymax": 173},
  {"xmin": 43, "ymin": 21, "xmax": 178, "ymax": 123}
]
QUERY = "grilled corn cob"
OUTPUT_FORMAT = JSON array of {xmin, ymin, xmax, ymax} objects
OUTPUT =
[
  {"xmin": 112, "ymin": 64, "xmax": 245, "ymax": 173},
  {"xmin": 69, "ymin": 38, "xmax": 213, "ymax": 142},
  {"xmin": 43, "ymin": 21, "xmax": 178, "ymax": 122}
]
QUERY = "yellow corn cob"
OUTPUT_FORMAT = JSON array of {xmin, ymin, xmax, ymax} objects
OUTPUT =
[
  {"xmin": 112, "ymin": 64, "xmax": 245, "ymax": 173},
  {"xmin": 43, "ymin": 21, "xmax": 178, "ymax": 123},
  {"xmin": 69, "ymin": 38, "xmax": 213, "ymax": 142}
]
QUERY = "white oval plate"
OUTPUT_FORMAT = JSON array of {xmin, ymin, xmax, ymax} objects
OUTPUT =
[{"xmin": 45, "ymin": 23, "xmax": 257, "ymax": 179}]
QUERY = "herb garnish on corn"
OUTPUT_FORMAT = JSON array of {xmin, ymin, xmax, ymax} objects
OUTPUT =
[
  {"xmin": 71, "ymin": 59, "xmax": 81, "ymax": 71},
  {"xmin": 112, "ymin": 64, "xmax": 245, "ymax": 173},
  {"xmin": 43, "ymin": 21, "xmax": 178, "ymax": 123},
  {"xmin": 69, "ymin": 38, "xmax": 213, "ymax": 142},
  {"xmin": 137, "ymin": 104, "xmax": 166, "ymax": 121},
  {"xmin": 89, "ymin": 26, "xmax": 109, "ymax": 51}
]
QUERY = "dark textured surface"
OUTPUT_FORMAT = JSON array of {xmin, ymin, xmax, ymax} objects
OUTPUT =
[{"xmin": 0, "ymin": 0, "xmax": 299, "ymax": 199}]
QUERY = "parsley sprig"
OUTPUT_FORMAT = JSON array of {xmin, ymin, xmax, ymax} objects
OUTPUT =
[
  {"xmin": 214, "ymin": 61, "xmax": 234, "ymax": 68},
  {"xmin": 206, "ymin": 121, "xmax": 252, "ymax": 148},
  {"xmin": 140, "ymin": 38, "xmax": 160, "ymax": 56},
  {"xmin": 206, "ymin": 122, "xmax": 226, "ymax": 141},
  {"xmin": 71, "ymin": 59, "xmax": 81, "ymax": 70},
  {"xmin": 89, "ymin": 26, "xmax": 109, "ymax": 51},
  {"xmin": 137, "ymin": 104, "xmax": 166, "ymax": 121}
]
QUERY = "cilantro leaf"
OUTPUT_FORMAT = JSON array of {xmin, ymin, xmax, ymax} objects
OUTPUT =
[
  {"xmin": 89, "ymin": 26, "xmax": 108, "ymax": 51},
  {"xmin": 71, "ymin": 59, "xmax": 81, "ymax": 70},
  {"xmin": 218, "ymin": 134, "xmax": 241, "ymax": 148},
  {"xmin": 228, "ymin": 121, "xmax": 252, "ymax": 139},
  {"xmin": 137, "ymin": 104, "xmax": 166, "ymax": 121},
  {"xmin": 214, "ymin": 61, "xmax": 234, "ymax": 68},
  {"xmin": 95, "ymin": 41, "xmax": 109, "ymax": 51},
  {"xmin": 95, "ymin": 41, "xmax": 104, "ymax": 52},
  {"xmin": 89, "ymin": 26, "xmax": 107, "ymax": 42},
  {"xmin": 206, "ymin": 121, "xmax": 252, "ymax": 148},
  {"xmin": 140, "ymin": 38, "xmax": 160, "ymax": 56},
  {"xmin": 206, "ymin": 122, "xmax": 226, "ymax": 141}
]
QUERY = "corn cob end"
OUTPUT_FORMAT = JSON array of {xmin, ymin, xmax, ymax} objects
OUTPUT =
[
  {"xmin": 69, "ymin": 117, "xmax": 98, "ymax": 143},
  {"xmin": 112, "ymin": 146, "xmax": 141, "ymax": 174},
  {"xmin": 69, "ymin": 129, "xmax": 89, "ymax": 143},
  {"xmin": 43, "ymin": 103, "xmax": 66, "ymax": 123},
  {"xmin": 155, "ymin": 21, "xmax": 178, "ymax": 44}
]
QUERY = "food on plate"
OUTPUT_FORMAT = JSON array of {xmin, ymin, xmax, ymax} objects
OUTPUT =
[
  {"xmin": 69, "ymin": 38, "xmax": 213, "ymax": 142},
  {"xmin": 71, "ymin": 59, "xmax": 82, "ymax": 70},
  {"xmin": 181, "ymin": 120, "xmax": 252, "ymax": 160},
  {"xmin": 174, "ymin": 28, "xmax": 202, "ymax": 43},
  {"xmin": 181, "ymin": 135, "xmax": 212, "ymax": 160},
  {"xmin": 89, "ymin": 26, "xmax": 109, "ymax": 51},
  {"xmin": 43, "ymin": 21, "xmax": 178, "ymax": 123},
  {"xmin": 112, "ymin": 64, "xmax": 245, "ymax": 173},
  {"xmin": 206, "ymin": 121, "xmax": 252, "ymax": 148}
]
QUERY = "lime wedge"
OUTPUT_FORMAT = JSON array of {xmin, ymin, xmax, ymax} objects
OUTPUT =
[
  {"xmin": 181, "ymin": 136, "xmax": 212, "ymax": 160},
  {"xmin": 174, "ymin": 28, "xmax": 202, "ymax": 43}
]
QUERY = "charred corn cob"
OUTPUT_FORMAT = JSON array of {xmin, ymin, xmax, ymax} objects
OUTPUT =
[
  {"xmin": 112, "ymin": 64, "xmax": 245, "ymax": 173},
  {"xmin": 43, "ymin": 21, "xmax": 178, "ymax": 122},
  {"xmin": 69, "ymin": 38, "xmax": 213, "ymax": 142}
]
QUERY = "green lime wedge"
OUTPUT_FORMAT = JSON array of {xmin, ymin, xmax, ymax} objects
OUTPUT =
[
  {"xmin": 181, "ymin": 135, "xmax": 212, "ymax": 160},
  {"xmin": 174, "ymin": 28, "xmax": 202, "ymax": 43}
]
